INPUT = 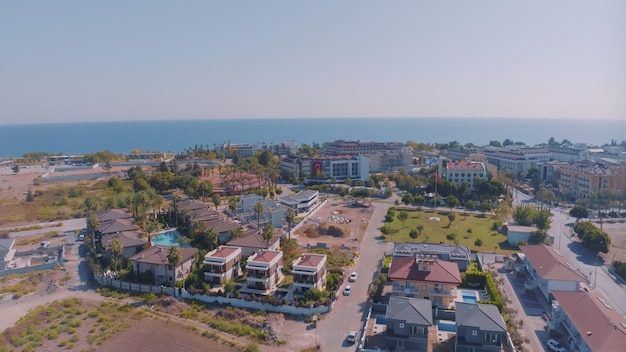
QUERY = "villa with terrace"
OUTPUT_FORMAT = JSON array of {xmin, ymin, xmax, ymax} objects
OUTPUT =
[
  {"xmin": 227, "ymin": 229, "xmax": 281, "ymax": 257},
  {"xmin": 455, "ymin": 302, "xmax": 507, "ymax": 352},
  {"xmin": 393, "ymin": 242, "xmax": 472, "ymax": 271},
  {"xmin": 519, "ymin": 244, "xmax": 587, "ymax": 301},
  {"xmin": 203, "ymin": 245, "xmax": 242, "ymax": 286},
  {"xmin": 101, "ymin": 230, "xmax": 148, "ymax": 257},
  {"xmin": 291, "ymin": 253, "xmax": 327, "ymax": 295},
  {"xmin": 231, "ymin": 194, "xmax": 289, "ymax": 229},
  {"xmin": 549, "ymin": 290, "xmax": 626, "ymax": 352},
  {"xmin": 388, "ymin": 256, "xmax": 462, "ymax": 308},
  {"xmin": 278, "ymin": 190, "xmax": 319, "ymax": 214},
  {"xmin": 245, "ymin": 250, "xmax": 283, "ymax": 293},
  {"xmin": 129, "ymin": 245, "xmax": 198, "ymax": 285},
  {"xmin": 384, "ymin": 296, "xmax": 433, "ymax": 351}
]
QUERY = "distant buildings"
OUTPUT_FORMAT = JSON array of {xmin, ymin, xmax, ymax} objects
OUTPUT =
[
  {"xmin": 393, "ymin": 243, "xmax": 471, "ymax": 271},
  {"xmin": 309, "ymin": 155, "xmax": 370, "ymax": 183},
  {"xmin": 555, "ymin": 160, "xmax": 626, "ymax": 201},
  {"xmin": 483, "ymin": 147, "xmax": 550, "ymax": 173},
  {"xmin": 438, "ymin": 158, "xmax": 488, "ymax": 189}
]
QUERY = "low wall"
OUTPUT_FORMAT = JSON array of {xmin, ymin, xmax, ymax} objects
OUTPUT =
[
  {"xmin": 0, "ymin": 261, "xmax": 62, "ymax": 278},
  {"xmin": 94, "ymin": 275, "xmax": 331, "ymax": 316}
]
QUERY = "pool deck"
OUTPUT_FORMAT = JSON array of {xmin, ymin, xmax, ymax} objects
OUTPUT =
[{"xmin": 455, "ymin": 288, "xmax": 489, "ymax": 304}]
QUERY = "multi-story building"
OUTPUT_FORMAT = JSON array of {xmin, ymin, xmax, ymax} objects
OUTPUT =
[
  {"xmin": 388, "ymin": 256, "xmax": 462, "ymax": 308},
  {"xmin": 291, "ymin": 253, "xmax": 327, "ymax": 294},
  {"xmin": 246, "ymin": 250, "xmax": 283, "ymax": 292},
  {"xmin": 483, "ymin": 147, "xmax": 550, "ymax": 173},
  {"xmin": 309, "ymin": 155, "xmax": 369, "ymax": 183},
  {"xmin": 280, "ymin": 156, "xmax": 312, "ymax": 179},
  {"xmin": 130, "ymin": 245, "xmax": 198, "ymax": 285},
  {"xmin": 203, "ymin": 245, "xmax": 242, "ymax": 286},
  {"xmin": 366, "ymin": 147, "xmax": 414, "ymax": 172},
  {"xmin": 393, "ymin": 243, "xmax": 471, "ymax": 271},
  {"xmin": 556, "ymin": 160, "xmax": 626, "ymax": 201},
  {"xmin": 455, "ymin": 302, "xmax": 507, "ymax": 352},
  {"xmin": 322, "ymin": 140, "xmax": 404, "ymax": 155},
  {"xmin": 384, "ymin": 296, "xmax": 433, "ymax": 351},
  {"xmin": 439, "ymin": 158, "xmax": 488, "ymax": 189},
  {"xmin": 548, "ymin": 144, "xmax": 590, "ymax": 162},
  {"xmin": 549, "ymin": 290, "xmax": 626, "ymax": 352},
  {"xmin": 278, "ymin": 190, "xmax": 319, "ymax": 214},
  {"xmin": 219, "ymin": 141, "xmax": 297, "ymax": 158},
  {"xmin": 227, "ymin": 229, "xmax": 281, "ymax": 257},
  {"xmin": 519, "ymin": 244, "xmax": 587, "ymax": 301}
]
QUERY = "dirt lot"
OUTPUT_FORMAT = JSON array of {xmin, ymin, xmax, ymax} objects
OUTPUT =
[
  {"xmin": 598, "ymin": 221, "xmax": 626, "ymax": 263},
  {"xmin": 294, "ymin": 198, "xmax": 375, "ymax": 251}
]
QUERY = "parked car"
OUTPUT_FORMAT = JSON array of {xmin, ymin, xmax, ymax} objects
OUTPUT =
[
  {"xmin": 546, "ymin": 339, "xmax": 566, "ymax": 352},
  {"xmin": 343, "ymin": 285, "xmax": 352, "ymax": 296},
  {"xmin": 349, "ymin": 272, "xmax": 358, "ymax": 282},
  {"xmin": 347, "ymin": 330, "xmax": 357, "ymax": 343}
]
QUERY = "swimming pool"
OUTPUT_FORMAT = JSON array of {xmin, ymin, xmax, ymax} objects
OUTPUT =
[
  {"xmin": 375, "ymin": 315, "xmax": 387, "ymax": 325},
  {"xmin": 437, "ymin": 320, "xmax": 456, "ymax": 332},
  {"xmin": 461, "ymin": 290, "xmax": 478, "ymax": 304},
  {"xmin": 151, "ymin": 230, "xmax": 182, "ymax": 247}
]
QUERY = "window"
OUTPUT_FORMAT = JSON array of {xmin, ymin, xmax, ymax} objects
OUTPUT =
[
  {"xmin": 422, "ymin": 285, "xmax": 427, "ymax": 291},
  {"xmin": 410, "ymin": 326, "xmax": 425, "ymax": 335},
  {"xmin": 168, "ymin": 265, "xmax": 173, "ymax": 270},
  {"xmin": 168, "ymin": 276, "xmax": 173, "ymax": 282}
]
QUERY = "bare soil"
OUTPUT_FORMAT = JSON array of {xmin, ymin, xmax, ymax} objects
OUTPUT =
[{"xmin": 294, "ymin": 198, "xmax": 374, "ymax": 251}]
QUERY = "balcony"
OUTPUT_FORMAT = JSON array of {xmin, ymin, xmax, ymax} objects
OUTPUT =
[
  {"xmin": 429, "ymin": 288, "xmax": 456, "ymax": 297},
  {"xmin": 247, "ymin": 271, "xmax": 269, "ymax": 279}
]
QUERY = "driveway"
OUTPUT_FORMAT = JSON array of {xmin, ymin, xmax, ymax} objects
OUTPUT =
[{"xmin": 317, "ymin": 199, "xmax": 394, "ymax": 350}]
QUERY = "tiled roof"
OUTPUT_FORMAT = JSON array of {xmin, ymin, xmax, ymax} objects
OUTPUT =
[
  {"xmin": 446, "ymin": 161, "xmax": 485, "ymax": 171},
  {"xmin": 456, "ymin": 303, "xmax": 506, "ymax": 332},
  {"xmin": 386, "ymin": 296, "xmax": 433, "ymax": 326},
  {"xmin": 101, "ymin": 231, "xmax": 147, "ymax": 249},
  {"xmin": 200, "ymin": 219, "xmax": 240, "ymax": 234},
  {"xmin": 177, "ymin": 199, "xmax": 207, "ymax": 211},
  {"xmin": 388, "ymin": 257, "xmax": 461, "ymax": 284},
  {"xmin": 293, "ymin": 253, "xmax": 326, "ymax": 268},
  {"xmin": 99, "ymin": 218, "xmax": 139, "ymax": 235},
  {"xmin": 248, "ymin": 250, "xmax": 282, "ymax": 264},
  {"xmin": 552, "ymin": 291, "xmax": 626, "ymax": 352},
  {"xmin": 520, "ymin": 245, "xmax": 586, "ymax": 282},
  {"xmin": 206, "ymin": 245, "xmax": 241, "ymax": 259},
  {"xmin": 97, "ymin": 208, "xmax": 132, "ymax": 222},
  {"xmin": 227, "ymin": 230, "xmax": 280, "ymax": 249},
  {"xmin": 130, "ymin": 245, "xmax": 198, "ymax": 265}
]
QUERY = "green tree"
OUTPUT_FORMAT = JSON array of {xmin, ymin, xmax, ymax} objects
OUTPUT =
[
  {"xmin": 167, "ymin": 246, "xmax": 183, "ymax": 279},
  {"xmin": 569, "ymin": 205, "xmax": 589, "ymax": 222},
  {"xmin": 254, "ymin": 202, "xmax": 265, "ymax": 227},
  {"xmin": 262, "ymin": 224, "xmax": 274, "ymax": 247},
  {"xmin": 446, "ymin": 232, "xmax": 457, "ymax": 243},
  {"xmin": 102, "ymin": 160, "xmax": 113, "ymax": 175},
  {"xmin": 12, "ymin": 164, "xmax": 19, "ymax": 174},
  {"xmin": 444, "ymin": 195, "xmax": 460, "ymax": 211},
  {"xmin": 228, "ymin": 196, "xmax": 240, "ymax": 219},
  {"xmin": 417, "ymin": 224, "xmax": 424, "ymax": 236},
  {"xmin": 409, "ymin": 228, "xmax": 419, "ymax": 239},
  {"xmin": 285, "ymin": 208, "xmax": 296, "ymax": 240},
  {"xmin": 397, "ymin": 210, "xmax": 408, "ymax": 228},
  {"xmin": 228, "ymin": 227, "xmax": 243, "ymax": 240},
  {"xmin": 447, "ymin": 213, "xmax": 456, "ymax": 227},
  {"xmin": 401, "ymin": 194, "xmax": 413, "ymax": 209},
  {"xmin": 474, "ymin": 238, "xmax": 483, "ymax": 247},
  {"xmin": 109, "ymin": 238, "xmax": 123, "ymax": 271},
  {"xmin": 211, "ymin": 193, "xmax": 221, "ymax": 211}
]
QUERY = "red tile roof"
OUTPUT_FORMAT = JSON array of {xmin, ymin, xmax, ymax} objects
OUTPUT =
[
  {"xmin": 552, "ymin": 290, "xmax": 626, "ymax": 352},
  {"xmin": 249, "ymin": 250, "xmax": 282, "ymax": 264},
  {"xmin": 207, "ymin": 245, "xmax": 240, "ymax": 259},
  {"xmin": 520, "ymin": 245, "xmax": 586, "ymax": 281},
  {"xmin": 293, "ymin": 253, "xmax": 326, "ymax": 268},
  {"xmin": 388, "ymin": 257, "xmax": 461, "ymax": 284},
  {"xmin": 446, "ymin": 160, "xmax": 485, "ymax": 171},
  {"xmin": 130, "ymin": 245, "xmax": 198, "ymax": 265}
]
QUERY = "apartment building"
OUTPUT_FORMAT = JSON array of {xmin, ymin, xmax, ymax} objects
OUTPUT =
[
  {"xmin": 439, "ymin": 158, "xmax": 488, "ymax": 189},
  {"xmin": 246, "ymin": 250, "xmax": 283, "ymax": 292},
  {"xmin": 291, "ymin": 253, "xmax": 327, "ymax": 294},
  {"xmin": 556, "ymin": 160, "xmax": 626, "ymax": 201},
  {"xmin": 309, "ymin": 155, "xmax": 370, "ymax": 182},
  {"xmin": 203, "ymin": 245, "xmax": 242, "ymax": 286}
]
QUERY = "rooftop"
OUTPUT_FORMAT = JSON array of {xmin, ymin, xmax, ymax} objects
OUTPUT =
[
  {"xmin": 388, "ymin": 256, "xmax": 462, "ymax": 284},
  {"xmin": 248, "ymin": 250, "xmax": 282, "ymax": 264},
  {"xmin": 205, "ymin": 245, "xmax": 241, "ymax": 259},
  {"xmin": 293, "ymin": 253, "xmax": 326, "ymax": 268},
  {"xmin": 520, "ymin": 244, "xmax": 587, "ymax": 282},
  {"xmin": 456, "ymin": 302, "xmax": 506, "ymax": 332}
]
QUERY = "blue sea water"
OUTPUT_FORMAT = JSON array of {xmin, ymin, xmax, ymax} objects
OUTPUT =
[{"xmin": 0, "ymin": 118, "xmax": 623, "ymax": 158}]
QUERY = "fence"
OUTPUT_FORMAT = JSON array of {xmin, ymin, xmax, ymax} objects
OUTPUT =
[
  {"xmin": 0, "ymin": 261, "xmax": 63, "ymax": 278},
  {"xmin": 94, "ymin": 275, "xmax": 331, "ymax": 316}
]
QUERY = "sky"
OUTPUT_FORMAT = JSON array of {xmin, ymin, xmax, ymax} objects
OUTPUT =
[{"xmin": 0, "ymin": 0, "xmax": 624, "ymax": 125}]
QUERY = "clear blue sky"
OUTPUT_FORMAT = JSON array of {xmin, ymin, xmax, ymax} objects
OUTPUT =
[{"xmin": 1, "ymin": 1, "xmax": 624, "ymax": 125}]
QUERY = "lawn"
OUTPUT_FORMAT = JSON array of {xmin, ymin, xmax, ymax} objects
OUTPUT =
[{"xmin": 383, "ymin": 208, "xmax": 519, "ymax": 255}]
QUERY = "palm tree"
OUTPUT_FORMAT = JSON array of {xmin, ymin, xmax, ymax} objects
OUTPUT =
[
  {"xmin": 228, "ymin": 227, "xmax": 243, "ymax": 241},
  {"xmin": 167, "ymin": 246, "xmax": 182, "ymax": 281},
  {"xmin": 285, "ymin": 208, "xmax": 296, "ymax": 240},
  {"xmin": 228, "ymin": 196, "xmax": 240, "ymax": 219},
  {"xmin": 211, "ymin": 193, "xmax": 221, "ymax": 212},
  {"xmin": 109, "ymin": 238, "xmax": 123, "ymax": 271},
  {"xmin": 262, "ymin": 224, "xmax": 274, "ymax": 248},
  {"xmin": 254, "ymin": 202, "xmax": 265, "ymax": 228}
]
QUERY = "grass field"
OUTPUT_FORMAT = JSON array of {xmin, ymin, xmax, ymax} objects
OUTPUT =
[{"xmin": 383, "ymin": 208, "xmax": 519, "ymax": 255}]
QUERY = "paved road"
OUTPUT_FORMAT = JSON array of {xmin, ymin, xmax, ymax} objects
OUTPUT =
[
  {"xmin": 511, "ymin": 189, "xmax": 626, "ymax": 317},
  {"xmin": 317, "ymin": 198, "xmax": 394, "ymax": 351}
]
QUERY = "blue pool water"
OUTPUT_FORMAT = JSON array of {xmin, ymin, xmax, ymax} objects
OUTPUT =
[
  {"xmin": 437, "ymin": 320, "xmax": 456, "ymax": 332},
  {"xmin": 375, "ymin": 315, "xmax": 386, "ymax": 325},
  {"xmin": 461, "ymin": 290, "xmax": 478, "ymax": 303},
  {"xmin": 151, "ymin": 230, "xmax": 182, "ymax": 247}
]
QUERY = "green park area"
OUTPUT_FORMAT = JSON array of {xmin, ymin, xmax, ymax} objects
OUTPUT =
[{"xmin": 381, "ymin": 208, "xmax": 519, "ymax": 255}]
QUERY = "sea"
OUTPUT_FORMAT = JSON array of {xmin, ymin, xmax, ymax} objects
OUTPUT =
[{"xmin": 0, "ymin": 117, "xmax": 624, "ymax": 158}]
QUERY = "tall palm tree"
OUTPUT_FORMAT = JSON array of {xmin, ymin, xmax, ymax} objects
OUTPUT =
[
  {"xmin": 285, "ymin": 208, "xmax": 296, "ymax": 240},
  {"xmin": 262, "ymin": 224, "xmax": 274, "ymax": 248},
  {"xmin": 254, "ymin": 202, "xmax": 265, "ymax": 228},
  {"xmin": 167, "ymin": 246, "xmax": 182, "ymax": 281},
  {"xmin": 228, "ymin": 196, "xmax": 240, "ymax": 219},
  {"xmin": 109, "ymin": 238, "xmax": 123, "ymax": 271}
]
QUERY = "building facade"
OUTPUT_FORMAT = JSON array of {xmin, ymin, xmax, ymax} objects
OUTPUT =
[
  {"xmin": 246, "ymin": 250, "xmax": 283, "ymax": 292},
  {"xmin": 203, "ymin": 245, "xmax": 242, "ymax": 286},
  {"xmin": 291, "ymin": 253, "xmax": 327, "ymax": 294}
]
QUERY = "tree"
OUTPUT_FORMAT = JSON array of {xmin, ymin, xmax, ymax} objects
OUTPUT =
[
  {"xmin": 228, "ymin": 196, "xmax": 240, "ymax": 219},
  {"xmin": 417, "ymin": 225, "xmax": 424, "ymax": 236},
  {"xmin": 474, "ymin": 238, "xmax": 483, "ymax": 247},
  {"xmin": 12, "ymin": 164, "xmax": 19, "ymax": 174},
  {"xmin": 444, "ymin": 195, "xmax": 460, "ymax": 211},
  {"xmin": 228, "ymin": 227, "xmax": 243, "ymax": 240},
  {"xmin": 397, "ymin": 210, "xmax": 408, "ymax": 228},
  {"xmin": 211, "ymin": 193, "xmax": 221, "ymax": 211},
  {"xmin": 569, "ymin": 205, "xmax": 589, "ymax": 222},
  {"xmin": 102, "ymin": 161, "xmax": 113, "ymax": 175},
  {"xmin": 109, "ymin": 238, "xmax": 123, "ymax": 271},
  {"xmin": 254, "ymin": 202, "xmax": 265, "ymax": 227},
  {"xmin": 401, "ymin": 194, "xmax": 413, "ymax": 209},
  {"xmin": 167, "ymin": 246, "xmax": 182, "ymax": 279},
  {"xmin": 285, "ymin": 208, "xmax": 296, "ymax": 240},
  {"xmin": 409, "ymin": 228, "xmax": 419, "ymax": 239},
  {"xmin": 262, "ymin": 224, "xmax": 274, "ymax": 247},
  {"xmin": 447, "ymin": 213, "xmax": 456, "ymax": 227},
  {"xmin": 446, "ymin": 233, "xmax": 457, "ymax": 243},
  {"xmin": 25, "ymin": 189, "xmax": 34, "ymax": 202}
]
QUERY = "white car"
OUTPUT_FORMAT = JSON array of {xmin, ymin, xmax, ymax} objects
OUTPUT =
[
  {"xmin": 546, "ymin": 339, "xmax": 566, "ymax": 352},
  {"xmin": 343, "ymin": 285, "xmax": 352, "ymax": 296},
  {"xmin": 347, "ymin": 330, "xmax": 357, "ymax": 343},
  {"xmin": 349, "ymin": 272, "xmax": 358, "ymax": 282}
]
